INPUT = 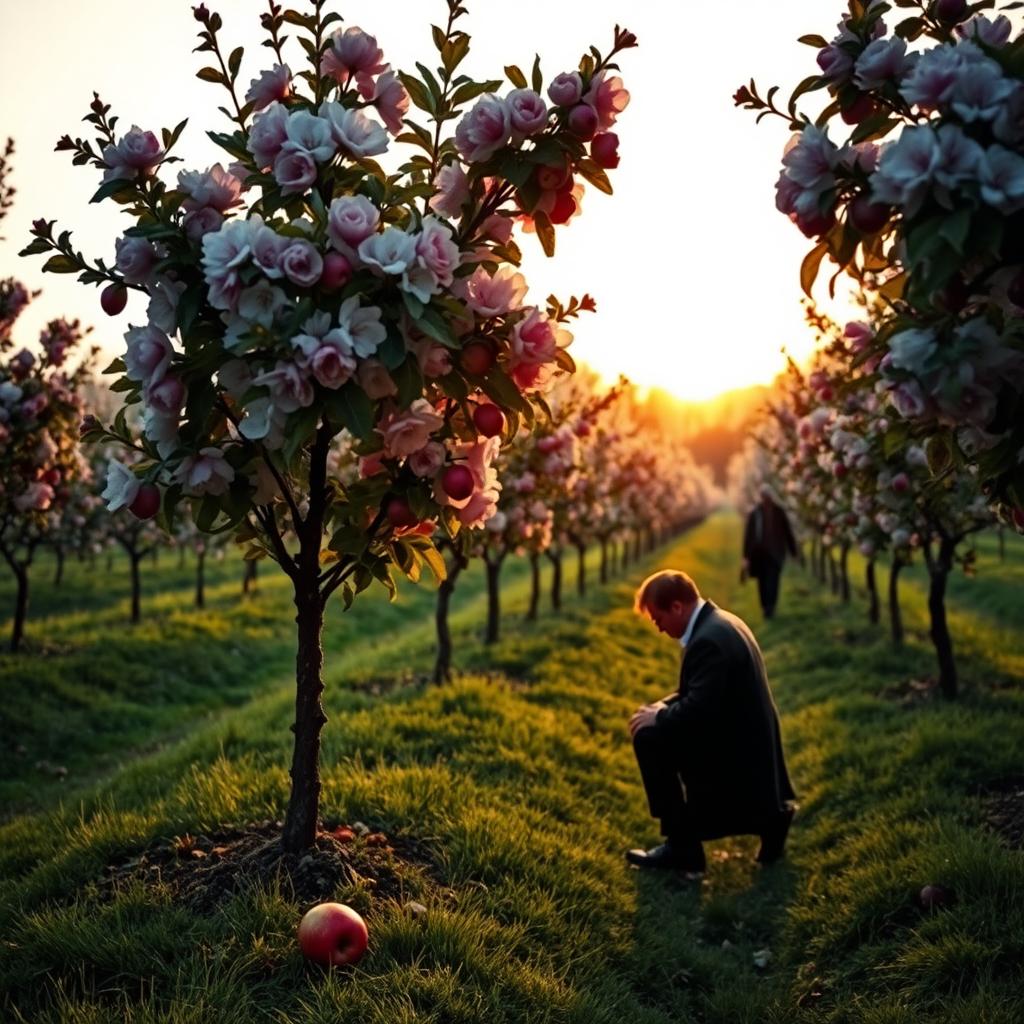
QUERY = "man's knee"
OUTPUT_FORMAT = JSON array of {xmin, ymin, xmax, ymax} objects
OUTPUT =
[{"xmin": 632, "ymin": 725, "xmax": 668, "ymax": 762}]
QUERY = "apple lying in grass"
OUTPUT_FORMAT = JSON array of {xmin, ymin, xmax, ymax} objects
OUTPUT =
[{"xmin": 298, "ymin": 902, "xmax": 368, "ymax": 967}]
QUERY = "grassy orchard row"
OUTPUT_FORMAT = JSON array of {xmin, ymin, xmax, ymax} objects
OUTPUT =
[
  {"xmin": 0, "ymin": 511, "xmax": 662, "ymax": 817},
  {"xmin": 2, "ymin": 515, "xmax": 1023, "ymax": 1021},
  {"xmin": 731, "ymin": 303, "xmax": 1000, "ymax": 698}
]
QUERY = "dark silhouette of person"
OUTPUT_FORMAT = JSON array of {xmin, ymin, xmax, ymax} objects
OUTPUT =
[
  {"xmin": 742, "ymin": 486, "xmax": 799, "ymax": 620},
  {"xmin": 626, "ymin": 570, "xmax": 795, "ymax": 875}
]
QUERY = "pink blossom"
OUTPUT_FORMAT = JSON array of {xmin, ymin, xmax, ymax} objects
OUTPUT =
[
  {"xmin": 15, "ymin": 481, "xmax": 54, "ymax": 512},
  {"xmin": 429, "ymin": 161, "xmax": 470, "ymax": 219},
  {"xmin": 101, "ymin": 460, "xmax": 140, "ymax": 512},
  {"xmin": 202, "ymin": 217, "xmax": 258, "ymax": 311},
  {"xmin": 321, "ymin": 27, "xmax": 386, "ymax": 81},
  {"xmin": 177, "ymin": 163, "xmax": 243, "ymax": 213},
  {"xmin": 359, "ymin": 226, "xmax": 417, "ymax": 276},
  {"xmin": 124, "ymin": 325, "xmax": 173, "ymax": 385},
  {"xmin": 280, "ymin": 239, "xmax": 324, "ymax": 287},
  {"xmin": 238, "ymin": 279, "xmax": 287, "ymax": 328},
  {"xmin": 247, "ymin": 102, "xmax": 290, "ymax": 170},
  {"xmin": 959, "ymin": 14, "xmax": 1013, "ymax": 47},
  {"xmin": 417, "ymin": 218, "xmax": 461, "ymax": 281},
  {"xmin": 456, "ymin": 487, "xmax": 499, "ymax": 528},
  {"xmin": 583, "ymin": 71, "xmax": 630, "ymax": 130},
  {"xmin": 184, "ymin": 206, "xmax": 225, "ymax": 242},
  {"xmin": 146, "ymin": 374, "xmax": 187, "ymax": 416},
  {"xmin": 358, "ymin": 450, "xmax": 387, "ymax": 478},
  {"xmin": 101, "ymin": 126, "xmax": 164, "ymax": 182},
  {"xmin": 480, "ymin": 214, "xmax": 513, "ymax": 244},
  {"xmin": 817, "ymin": 44, "xmax": 854, "ymax": 82},
  {"xmin": 890, "ymin": 380, "xmax": 928, "ymax": 419},
  {"xmin": 408, "ymin": 441, "xmax": 445, "ymax": 478},
  {"xmin": 511, "ymin": 307, "xmax": 570, "ymax": 367},
  {"xmin": 251, "ymin": 225, "xmax": 291, "ymax": 279},
  {"xmin": 328, "ymin": 195, "xmax": 381, "ymax": 251},
  {"xmin": 310, "ymin": 344, "xmax": 357, "ymax": 389},
  {"xmin": 252, "ymin": 360, "xmax": 314, "ymax": 413},
  {"xmin": 844, "ymin": 321, "xmax": 875, "ymax": 351},
  {"xmin": 900, "ymin": 46, "xmax": 962, "ymax": 112},
  {"xmin": 853, "ymin": 37, "xmax": 910, "ymax": 91},
  {"xmin": 356, "ymin": 68, "xmax": 410, "ymax": 136},
  {"xmin": 273, "ymin": 147, "xmax": 317, "ymax": 195},
  {"xmin": 336, "ymin": 296, "xmax": 387, "ymax": 357},
  {"xmin": 455, "ymin": 96, "xmax": 512, "ymax": 163},
  {"xmin": 174, "ymin": 447, "xmax": 235, "ymax": 497},
  {"xmin": 356, "ymin": 358, "xmax": 397, "ymax": 399},
  {"xmin": 319, "ymin": 102, "xmax": 389, "ymax": 158},
  {"xmin": 378, "ymin": 399, "xmax": 445, "ymax": 458},
  {"xmin": 115, "ymin": 236, "xmax": 159, "ymax": 285},
  {"xmin": 418, "ymin": 343, "xmax": 452, "ymax": 379},
  {"xmin": 950, "ymin": 60, "xmax": 1014, "ymax": 123},
  {"xmin": 460, "ymin": 265, "xmax": 528, "ymax": 317},
  {"xmin": 548, "ymin": 72, "xmax": 583, "ymax": 107},
  {"xmin": 245, "ymin": 64, "xmax": 292, "ymax": 111},
  {"xmin": 506, "ymin": 88, "xmax": 548, "ymax": 138}
]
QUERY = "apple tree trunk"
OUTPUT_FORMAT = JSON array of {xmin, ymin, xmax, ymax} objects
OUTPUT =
[
  {"xmin": 53, "ymin": 544, "xmax": 65, "ymax": 587},
  {"xmin": 484, "ymin": 555, "xmax": 503, "ymax": 645},
  {"xmin": 547, "ymin": 548, "xmax": 563, "ymax": 612},
  {"xmin": 888, "ymin": 555, "xmax": 904, "ymax": 648},
  {"xmin": 526, "ymin": 552, "xmax": 540, "ymax": 621},
  {"xmin": 926, "ymin": 537, "xmax": 959, "ymax": 699},
  {"xmin": 575, "ymin": 542, "xmax": 586, "ymax": 596},
  {"xmin": 195, "ymin": 549, "xmax": 206, "ymax": 608},
  {"xmin": 839, "ymin": 543, "xmax": 850, "ymax": 603},
  {"xmin": 865, "ymin": 559, "xmax": 879, "ymax": 625}
]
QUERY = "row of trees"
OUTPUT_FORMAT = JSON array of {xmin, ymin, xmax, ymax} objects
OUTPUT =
[
  {"xmin": 738, "ymin": 1, "xmax": 1024, "ymax": 528},
  {"xmin": 730, "ymin": 303, "xmax": 994, "ymax": 699}
]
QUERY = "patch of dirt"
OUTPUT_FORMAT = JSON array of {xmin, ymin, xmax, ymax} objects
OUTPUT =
[
  {"xmin": 877, "ymin": 676, "xmax": 940, "ymax": 707},
  {"xmin": 97, "ymin": 819, "xmax": 443, "ymax": 914},
  {"xmin": 972, "ymin": 776, "xmax": 1024, "ymax": 850}
]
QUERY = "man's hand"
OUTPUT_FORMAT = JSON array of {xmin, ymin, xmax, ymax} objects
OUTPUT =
[{"xmin": 629, "ymin": 701, "xmax": 667, "ymax": 738}]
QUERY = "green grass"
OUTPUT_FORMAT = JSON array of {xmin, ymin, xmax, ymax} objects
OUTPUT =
[{"xmin": 1, "ymin": 516, "xmax": 1022, "ymax": 1022}]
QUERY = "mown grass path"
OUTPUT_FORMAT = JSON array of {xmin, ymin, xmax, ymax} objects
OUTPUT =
[{"xmin": 1, "ymin": 515, "xmax": 1022, "ymax": 1023}]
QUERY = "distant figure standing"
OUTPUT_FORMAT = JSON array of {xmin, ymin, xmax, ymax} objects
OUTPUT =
[{"xmin": 742, "ymin": 486, "xmax": 798, "ymax": 620}]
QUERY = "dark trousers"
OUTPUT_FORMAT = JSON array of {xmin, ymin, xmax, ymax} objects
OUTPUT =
[
  {"xmin": 756, "ymin": 560, "xmax": 782, "ymax": 619},
  {"xmin": 632, "ymin": 726, "xmax": 707, "ymax": 871}
]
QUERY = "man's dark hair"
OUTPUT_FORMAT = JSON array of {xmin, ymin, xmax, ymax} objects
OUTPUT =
[{"xmin": 634, "ymin": 570, "xmax": 700, "ymax": 615}]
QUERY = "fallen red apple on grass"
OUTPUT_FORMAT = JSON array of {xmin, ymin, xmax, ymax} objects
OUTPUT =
[{"xmin": 298, "ymin": 902, "xmax": 368, "ymax": 967}]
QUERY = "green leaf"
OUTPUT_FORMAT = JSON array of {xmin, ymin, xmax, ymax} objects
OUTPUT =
[
  {"xmin": 533, "ymin": 210, "xmax": 556, "ymax": 257},
  {"xmin": 418, "ymin": 543, "xmax": 447, "ymax": 584},
  {"xmin": 196, "ymin": 494, "xmax": 223, "ymax": 532},
  {"xmin": 504, "ymin": 64, "xmax": 528, "ymax": 88},
  {"xmin": 850, "ymin": 112, "xmax": 900, "ymax": 144},
  {"xmin": 90, "ymin": 178, "xmax": 135, "ymax": 204},
  {"xmin": 392, "ymin": 356, "xmax": 424, "ymax": 407},
  {"xmin": 18, "ymin": 237, "xmax": 52, "ymax": 257},
  {"xmin": 576, "ymin": 158, "xmax": 613, "ymax": 196},
  {"xmin": 415, "ymin": 306, "xmax": 458, "ymax": 348},
  {"xmin": 797, "ymin": 34, "xmax": 828, "ymax": 47},
  {"xmin": 228, "ymin": 47, "xmax": 244, "ymax": 78},
  {"xmin": 325, "ymin": 382, "xmax": 375, "ymax": 440},
  {"xmin": 42, "ymin": 254, "xmax": 80, "ymax": 274},
  {"xmin": 102, "ymin": 357, "xmax": 127, "ymax": 375},
  {"xmin": 531, "ymin": 54, "xmax": 542, "ymax": 93},
  {"xmin": 442, "ymin": 33, "xmax": 470, "ymax": 75},
  {"xmin": 397, "ymin": 72, "xmax": 434, "ymax": 114},
  {"xmin": 283, "ymin": 404, "xmax": 320, "ymax": 464},
  {"xmin": 894, "ymin": 16, "xmax": 925, "ymax": 40},
  {"xmin": 800, "ymin": 241, "xmax": 829, "ymax": 298},
  {"xmin": 196, "ymin": 67, "xmax": 226, "ymax": 84},
  {"xmin": 450, "ymin": 80, "xmax": 502, "ymax": 106}
]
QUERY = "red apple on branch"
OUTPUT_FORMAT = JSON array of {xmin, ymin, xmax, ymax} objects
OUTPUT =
[
  {"xmin": 100, "ymin": 283, "xmax": 128, "ymax": 316},
  {"xmin": 129, "ymin": 483, "xmax": 161, "ymax": 520},
  {"xmin": 472, "ymin": 403, "xmax": 505, "ymax": 438},
  {"xmin": 297, "ymin": 902, "xmax": 368, "ymax": 967},
  {"xmin": 441, "ymin": 464, "xmax": 475, "ymax": 502}
]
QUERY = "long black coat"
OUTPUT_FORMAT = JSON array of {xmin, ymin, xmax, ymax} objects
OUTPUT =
[
  {"xmin": 743, "ymin": 500, "xmax": 798, "ymax": 578},
  {"xmin": 655, "ymin": 601, "xmax": 795, "ymax": 837}
]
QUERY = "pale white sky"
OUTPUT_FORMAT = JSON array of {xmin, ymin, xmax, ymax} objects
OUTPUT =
[{"xmin": 0, "ymin": 0, "xmax": 856, "ymax": 401}]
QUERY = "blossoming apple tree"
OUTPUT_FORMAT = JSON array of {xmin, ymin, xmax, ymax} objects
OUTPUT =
[
  {"xmin": 739, "ymin": 1, "xmax": 1024, "ymax": 529},
  {"xmin": 23, "ymin": 1, "xmax": 635, "ymax": 852}
]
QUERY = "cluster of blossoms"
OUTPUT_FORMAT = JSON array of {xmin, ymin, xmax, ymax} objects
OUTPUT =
[
  {"xmin": 27, "ymin": 5, "xmax": 636, "ymax": 594},
  {"xmin": 734, "ymin": 302, "xmax": 994, "ymax": 695},
  {"xmin": 740, "ymin": 1, "xmax": 1024, "ymax": 527}
]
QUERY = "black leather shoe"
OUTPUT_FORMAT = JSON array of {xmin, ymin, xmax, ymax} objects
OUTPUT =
[
  {"xmin": 756, "ymin": 807, "xmax": 794, "ymax": 864},
  {"xmin": 625, "ymin": 842, "xmax": 705, "ymax": 874}
]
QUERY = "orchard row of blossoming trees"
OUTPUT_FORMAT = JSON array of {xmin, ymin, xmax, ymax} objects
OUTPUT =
[
  {"xmin": 730, "ymin": 303, "xmax": 994, "ymax": 699},
  {"xmin": 737, "ymin": 0, "xmax": 1024, "ymax": 531},
  {"xmin": 430, "ymin": 371, "xmax": 719, "ymax": 683},
  {"xmin": 20, "ymin": 1, "xmax": 637, "ymax": 853}
]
